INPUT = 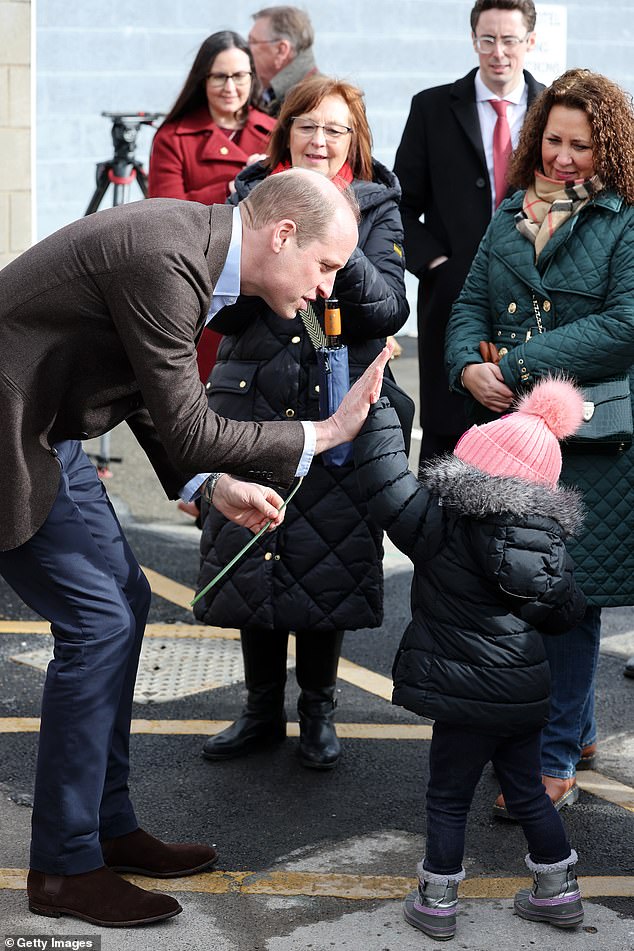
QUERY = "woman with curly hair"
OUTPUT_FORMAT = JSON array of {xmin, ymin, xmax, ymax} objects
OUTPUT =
[{"xmin": 445, "ymin": 69, "xmax": 634, "ymax": 816}]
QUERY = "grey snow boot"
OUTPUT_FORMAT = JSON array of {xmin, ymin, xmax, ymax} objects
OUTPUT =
[
  {"xmin": 403, "ymin": 864, "xmax": 465, "ymax": 941},
  {"xmin": 514, "ymin": 850, "xmax": 584, "ymax": 929}
]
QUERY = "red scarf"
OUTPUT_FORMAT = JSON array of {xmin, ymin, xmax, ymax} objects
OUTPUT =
[{"xmin": 270, "ymin": 158, "xmax": 354, "ymax": 190}]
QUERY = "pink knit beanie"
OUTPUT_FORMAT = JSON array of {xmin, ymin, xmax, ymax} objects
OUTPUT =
[{"xmin": 454, "ymin": 378, "xmax": 585, "ymax": 486}]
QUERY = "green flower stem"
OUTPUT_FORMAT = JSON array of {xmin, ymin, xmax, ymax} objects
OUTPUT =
[{"xmin": 190, "ymin": 477, "xmax": 304, "ymax": 606}]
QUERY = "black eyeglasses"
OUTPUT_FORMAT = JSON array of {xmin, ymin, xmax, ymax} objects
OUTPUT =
[{"xmin": 206, "ymin": 71, "xmax": 252, "ymax": 88}]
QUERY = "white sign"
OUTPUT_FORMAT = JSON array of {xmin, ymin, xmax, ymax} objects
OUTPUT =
[{"xmin": 532, "ymin": 4, "xmax": 568, "ymax": 85}]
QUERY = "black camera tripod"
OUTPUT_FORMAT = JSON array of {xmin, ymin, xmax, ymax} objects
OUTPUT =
[
  {"xmin": 85, "ymin": 111, "xmax": 163, "ymax": 214},
  {"xmin": 84, "ymin": 111, "xmax": 164, "ymax": 476}
]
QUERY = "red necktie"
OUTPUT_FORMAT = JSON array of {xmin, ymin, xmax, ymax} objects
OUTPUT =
[{"xmin": 489, "ymin": 99, "xmax": 512, "ymax": 208}]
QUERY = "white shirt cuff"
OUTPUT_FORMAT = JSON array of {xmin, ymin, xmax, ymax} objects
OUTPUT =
[
  {"xmin": 297, "ymin": 421, "xmax": 316, "ymax": 476},
  {"xmin": 180, "ymin": 420, "xmax": 314, "ymax": 496},
  {"xmin": 180, "ymin": 472, "xmax": 210, "ymax": 502}
]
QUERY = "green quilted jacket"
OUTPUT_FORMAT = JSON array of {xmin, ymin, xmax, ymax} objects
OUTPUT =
[{"xmin": 445, "ymin": 188, "xmax": 634, "ymax": 605}]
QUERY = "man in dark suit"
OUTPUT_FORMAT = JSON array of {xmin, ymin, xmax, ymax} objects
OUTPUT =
[
  {"xmin": 394, "ymin": 0, "xmax": 544, "ymax": 461},
  {"xmin": 0, "ymin": 168, "xmax": 390, "ymax": 927}
]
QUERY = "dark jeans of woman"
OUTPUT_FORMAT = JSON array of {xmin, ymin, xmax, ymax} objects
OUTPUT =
[{"xmin": 424, "ymin": 722, "xmax": 572, "ymax": 876}]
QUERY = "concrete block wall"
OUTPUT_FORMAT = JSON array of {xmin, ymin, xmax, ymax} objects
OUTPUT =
[
  {"xmin": 34, "ymin": 0, "xmax": 634, "ymax": 242},
  {"xmin": 0, "ymin": 0, "xmax": 31, "ymax": 268}
]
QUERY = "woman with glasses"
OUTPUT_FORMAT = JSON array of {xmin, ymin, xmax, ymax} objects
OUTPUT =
[
  {"xmin": 195, "ymin": 76, "xmax": 409, "ymax": 771},
  {"xmin": 149, "ymin": 31, "xmax": 275, "ymax": 389},
  {"xmin": 149, "ymin": 31, "xmax": 274, "ymax": 206}
]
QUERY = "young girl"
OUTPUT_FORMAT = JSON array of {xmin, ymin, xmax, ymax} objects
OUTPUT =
[{"xmin": 353, "ymin": 378, "xmax": 587, "ymax": 941}]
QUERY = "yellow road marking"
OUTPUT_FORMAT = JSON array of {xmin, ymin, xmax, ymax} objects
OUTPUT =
[
  {"xmin": 0, "ymin": 867, "xmax": 632, "ymax": 899},
  {"xmin": 140, "ymin": 566, "xmax": 197, "ymax": 610},
  {"xmin": 577, "ymin": 769, "xmax": 634, "ymax": 813},
  {"xmin": 0, "ymin": 621, "xmax": 239, "ymax": 640},
  {"xmin": 0, "ymin": 718, "xmax": 432, "ymax": 739},
  {"xmin": 337, "ymin": 656, "xmax": 393, "ymax": 701},
  {"xmin": 0, "ymin": 621, "xmax": 50, "ymax": 634}
]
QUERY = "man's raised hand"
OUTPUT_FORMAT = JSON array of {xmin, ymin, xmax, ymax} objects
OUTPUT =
[{"xmin": 314, "ymin": 341, "xmax": 394, "ymax": 454}]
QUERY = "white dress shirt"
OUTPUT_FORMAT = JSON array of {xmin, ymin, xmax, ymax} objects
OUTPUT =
[{"xmin": 475, "ymin": 70, "xmax": 528, "ymax": 214}]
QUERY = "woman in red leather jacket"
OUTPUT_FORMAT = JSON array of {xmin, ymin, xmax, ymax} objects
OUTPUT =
[{"xmin": 149, "ymin": 30, "xmax": 275, "ymax": 383}]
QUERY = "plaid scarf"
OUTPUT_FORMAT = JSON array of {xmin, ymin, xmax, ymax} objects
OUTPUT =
[{"xmin": 515, "ymin": 171, "xmax": 604, "ymax": 260}]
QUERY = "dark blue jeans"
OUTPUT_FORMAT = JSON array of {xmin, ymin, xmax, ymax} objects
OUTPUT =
[
  {"xmin": 424, "ymin": 722, "xmax": 572, "ymax": 876},
  {"xmin": 541, "ymin": 605, "xmax": 601, "ymax": 779},
  {"xmin": 0, "ymin": 441, "xmax": 151, "ymax": 874}
]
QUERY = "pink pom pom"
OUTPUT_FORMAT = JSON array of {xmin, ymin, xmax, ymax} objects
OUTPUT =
[{"xmin": 516, "ymin": 378, "xmax": 585, "ymax": 439}]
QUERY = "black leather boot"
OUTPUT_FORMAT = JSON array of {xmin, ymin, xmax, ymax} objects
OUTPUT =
[
  {"xmin": 297, "ymin": 687, "xmax": 341, "ymax": 769},
  {"xmin": 202, "ymin": 628, "xmax": 288, "ymax": 761},
  {"xmin": 295, "ymin": 630, "xmax": 344, "ymax": 770}
]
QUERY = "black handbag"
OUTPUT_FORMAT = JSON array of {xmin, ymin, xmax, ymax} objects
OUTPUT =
[
  {"xmin": 566, "ymin": 376, "xmax": 633, "ymax": 452},
  {"xmin": 529, "ymin": 294, "xmax": 633, "ymax": 453}
]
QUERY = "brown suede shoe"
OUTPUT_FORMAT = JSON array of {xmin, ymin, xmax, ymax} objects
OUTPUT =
[
  {"xmin": 493, "ymin": 775, "xmax": 579, "ymax": 820},
  {"xmin": 101, "ymin": 827, "xmax": 218, "ymax": 878},
  {"xmin": 27, "ymin": 866, "xmax": 181, "ymax": 927}
]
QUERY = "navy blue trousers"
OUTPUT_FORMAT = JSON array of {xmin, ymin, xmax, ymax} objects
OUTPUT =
[
  {"xmin": 424, "ymin": 722, "xmax": 572, "ymax": 876},
  {"xmin": 0, "ymin": 441, "xmax": 151, "ymax": 874}
]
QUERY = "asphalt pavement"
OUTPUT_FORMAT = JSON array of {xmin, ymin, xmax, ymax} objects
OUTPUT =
[{"xmin": 0, "ymin": 337, "xmax": 633, "ymax": 951}]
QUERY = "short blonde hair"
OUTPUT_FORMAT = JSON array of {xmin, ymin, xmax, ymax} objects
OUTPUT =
[{"xmin": 242, "ymin": 168, "xmax": 359, "ymax": 246}]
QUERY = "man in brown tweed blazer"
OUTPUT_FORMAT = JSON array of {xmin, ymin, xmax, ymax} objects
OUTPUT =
[{"xmin": 0, "ymin": 169, "xmax": 390, "ymax": 926}]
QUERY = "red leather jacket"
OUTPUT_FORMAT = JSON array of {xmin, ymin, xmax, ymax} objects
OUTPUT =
[{"xmin": 148, "ymin": 105, "xmax": 275, "ymax": 205}]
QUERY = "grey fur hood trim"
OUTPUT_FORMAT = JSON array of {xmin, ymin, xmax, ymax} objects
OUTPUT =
[{"xmin": 421, "ymin": 455, "xmax": 585, "ymax": 536}]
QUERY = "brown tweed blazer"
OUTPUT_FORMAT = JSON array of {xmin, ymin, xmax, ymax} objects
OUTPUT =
[{"xmin": 0, "ymin": 198, "xmax": 304, "ymax": 550}]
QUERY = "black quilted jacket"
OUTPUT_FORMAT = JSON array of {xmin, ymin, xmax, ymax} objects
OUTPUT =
[
  {"xmin": 354, "ymin": 399, "xmax": 587, "ymax": 735},
  {"xmin": 194, "ymin": 160, "xmax": 409, "ymax": 631}
]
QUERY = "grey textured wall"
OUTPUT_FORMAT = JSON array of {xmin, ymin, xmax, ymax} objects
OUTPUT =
[{"xmin": 36, "ymin": 0, "xmax": 634, "ymax": 241}]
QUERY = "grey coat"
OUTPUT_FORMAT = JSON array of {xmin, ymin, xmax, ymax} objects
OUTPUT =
[{"xmin": 0, "ymin": 199, "xmax": 304, "ymax": 550}]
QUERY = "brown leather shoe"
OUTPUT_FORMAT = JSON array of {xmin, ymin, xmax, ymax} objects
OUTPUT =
[
  {"xmin": 576, "ymin": 742, "xmax": 597, "ymax": 770},
  {"xmin": 27, "ymin": 866, "xmax": 181, "ymax": 927},
  {"xmin": 493, "ymin": 775, "xmax": 579, "ymax": 821},
  {"xmin": 101, "ymin": 827, "xmax": 218, "ymax": 878},
  {"xmin": 542, "ymin": 774, "xmax": 580, "ymax": 809}
]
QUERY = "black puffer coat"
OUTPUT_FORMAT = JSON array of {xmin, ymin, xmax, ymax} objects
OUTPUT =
[
  {"xmin": 194, "ymin": 161, "xmax": 409, "ymax": 632},
  {"xmin": 354, "ymin": 400, "xmax": 587, "ymax": 735}
]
